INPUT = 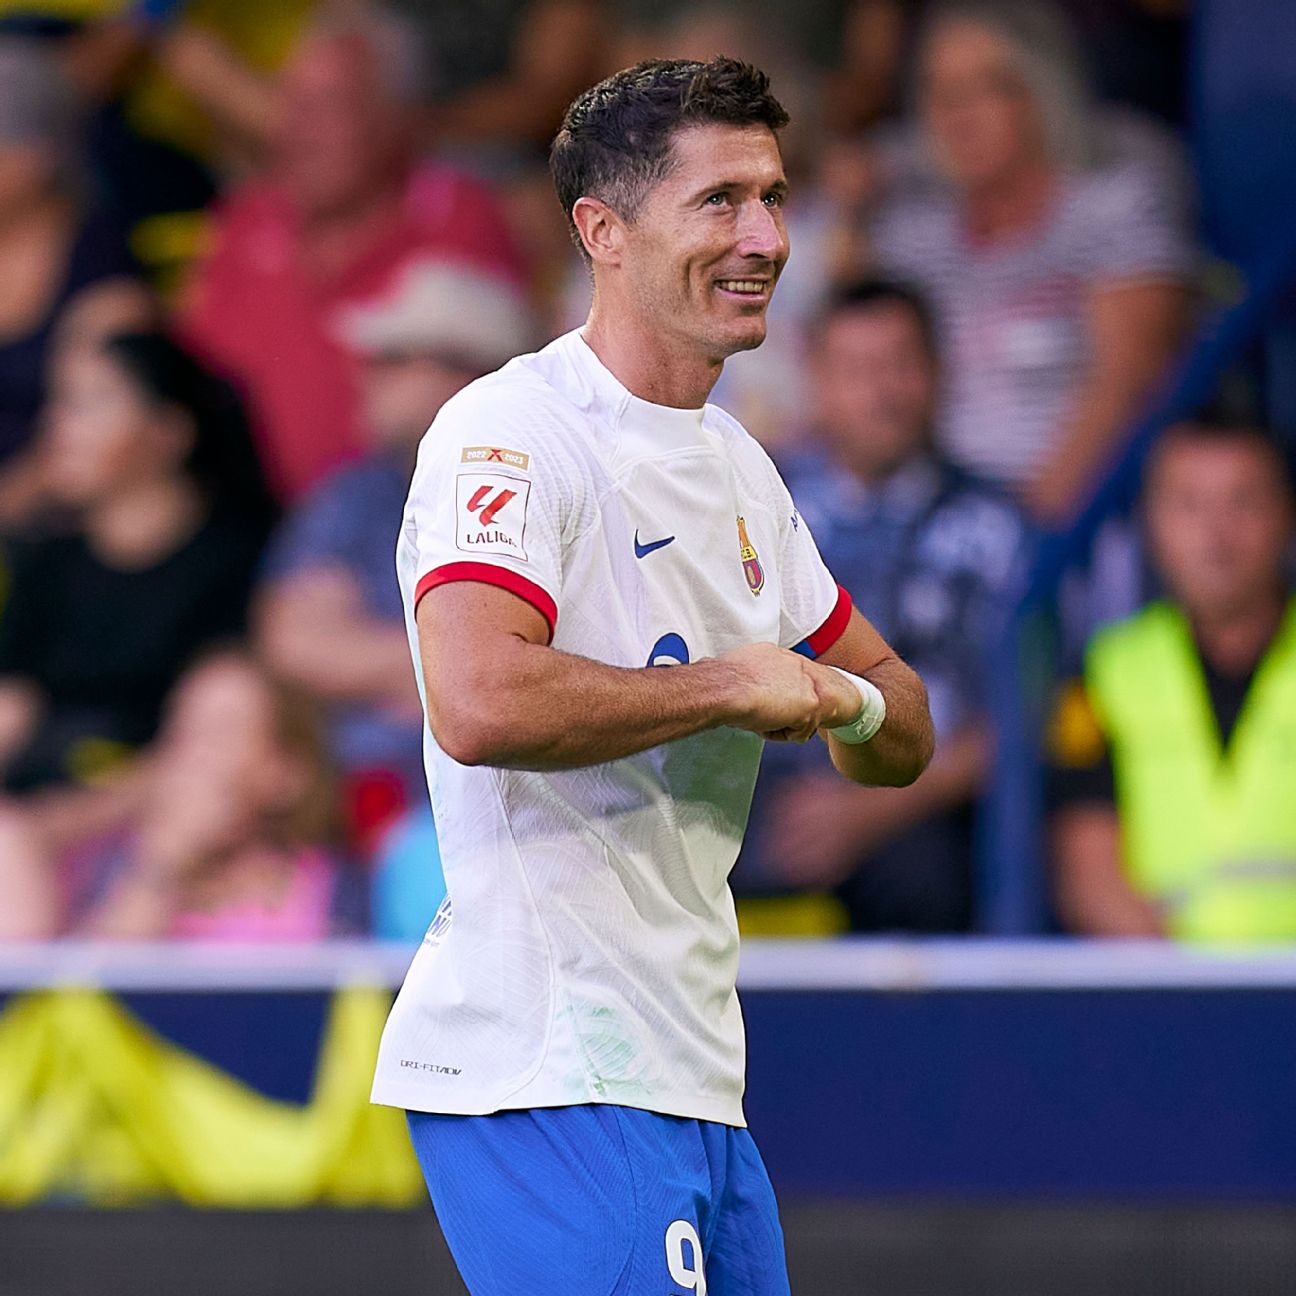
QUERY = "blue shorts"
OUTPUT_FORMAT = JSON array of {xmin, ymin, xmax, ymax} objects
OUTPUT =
[{"xmin": 406, "ymin": 1104, "xmax": 791, "ymax": 1296}]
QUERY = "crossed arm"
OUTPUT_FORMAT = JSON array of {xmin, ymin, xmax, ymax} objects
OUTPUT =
[{"xmin": 416, "ymin": 582, "xmax": 934, "ymax": 786}]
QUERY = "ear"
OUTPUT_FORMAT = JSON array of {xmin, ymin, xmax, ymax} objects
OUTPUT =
[{"xmin": 572, "ymin": 195, "xmax": 627, "ymax": 268}]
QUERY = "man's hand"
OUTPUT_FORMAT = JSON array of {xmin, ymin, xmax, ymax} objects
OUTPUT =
[{"xmin": 713, "ymin": 643, "xmax": 863, "ymax": 742}]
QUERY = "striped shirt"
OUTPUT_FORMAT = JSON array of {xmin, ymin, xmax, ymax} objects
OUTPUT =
[{"xmin": 872, "ymin": 162, "xmax": 1194, "ymax": 486}]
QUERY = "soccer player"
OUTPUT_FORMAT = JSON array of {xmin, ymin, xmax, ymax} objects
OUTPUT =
[{"xmin": 371, "ymin": 58, "xmax": 935, "ymax": 1295}]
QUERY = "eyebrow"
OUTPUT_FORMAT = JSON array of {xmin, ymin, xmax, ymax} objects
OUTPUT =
[{"xmin": 687, "ymin": 177, "xmax": 791, "ymax": 203}]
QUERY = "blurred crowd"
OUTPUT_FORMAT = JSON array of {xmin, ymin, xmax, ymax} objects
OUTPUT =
[{"xmin": 0, "ymin": 0, "xmax": 1290, "ymax": 946}]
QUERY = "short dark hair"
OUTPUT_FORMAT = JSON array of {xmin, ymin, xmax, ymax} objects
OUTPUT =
[
  {"xmin": 1150, "ymin": 419, "xmax": 1296, "ymax": 500},
  {"xmin": 816, "ymin": 278, "xmax": 939, "ymax": 360},
  {"xmin": 550, "ymin": 58, "xmax": 790, "ymax": 261}
]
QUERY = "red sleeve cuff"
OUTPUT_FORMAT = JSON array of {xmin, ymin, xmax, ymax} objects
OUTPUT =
[
  {"xmin": 415, "ymin": 562, "xmax": 557, "ymax": 643},
  {"xmin": 799, "ymin": 584, "xmax": 853, "ymax": 658}
]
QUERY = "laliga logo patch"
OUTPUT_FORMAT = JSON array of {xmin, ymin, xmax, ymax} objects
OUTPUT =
[
  {"xmin": 456, "ymin": 471, "xmax": 531, "ymax": 559},
  {"xmin": 737, "ymin": 515, "xmax": 764, "ymax": 595}
]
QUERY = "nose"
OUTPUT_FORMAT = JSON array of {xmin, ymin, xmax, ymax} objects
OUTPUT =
[{"xmin": 735, "ymin": 198, "xmax": 787, "ymax": 264}]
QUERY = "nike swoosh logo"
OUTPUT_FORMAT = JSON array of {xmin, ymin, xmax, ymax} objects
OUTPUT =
[{"xmin": 634, "ymin": 530, "xmax": 675, "ymax": 559}]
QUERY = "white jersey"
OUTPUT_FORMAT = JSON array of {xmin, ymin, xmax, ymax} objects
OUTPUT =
[{"xmin": 371, "ymin": 329, "xmax": 850, "ymax": 1126}]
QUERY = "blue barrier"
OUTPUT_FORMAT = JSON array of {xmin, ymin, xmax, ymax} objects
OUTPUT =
[
  {"xmin": 978, "ymin": 211, "xmax": 1296, "ymax": 935},
  {"xmin": 5, "ymin": 940, "xmax": 1295, "ymax": 1201}
]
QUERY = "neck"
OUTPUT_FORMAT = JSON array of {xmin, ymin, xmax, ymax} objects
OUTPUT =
[
  {"xmin": 964, "ymin": 161, "xmax": 1053, "ymax": 242},
  {"xmin": 85, "ymin": 477, "xmax": 206, "ymax": 569},
  {"xmin": 582, "ymin": 295, "xmax": 721, "ymax": 409},
  {"xmin": 296, "ymin": 164, "xmax": 409, "ymax": 275},
  {"xmin": 1191, "ymin": 590, "xmax": 1288, "ymax": 675}
]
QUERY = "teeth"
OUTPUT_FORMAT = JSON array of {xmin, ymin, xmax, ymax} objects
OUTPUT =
[{"xmin": 717, "ymin": 280, "xmax": 766, "ymax": 294}]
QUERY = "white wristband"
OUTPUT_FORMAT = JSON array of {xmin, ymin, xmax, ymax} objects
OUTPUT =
[{"xmin": 825, "ymin": 667, "xmax": 887, "ymax": 744}]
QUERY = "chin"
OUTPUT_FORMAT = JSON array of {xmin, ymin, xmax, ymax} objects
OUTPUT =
[{"xmin": 715, "ymin": 318, "xmax": 769, "ymax": 358}]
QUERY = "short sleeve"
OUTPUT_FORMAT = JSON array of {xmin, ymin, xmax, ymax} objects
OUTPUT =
[
  {"xmin": 760, "ymin": 459, "xmax": 851, "ymax": 656},
  {"xmin": 404, "ymin": 383, "xmax": 576, "ymax": 643},
  {"xmin": 1074, "ymin": 164, "xmax": 1195, "ymax": 285}
]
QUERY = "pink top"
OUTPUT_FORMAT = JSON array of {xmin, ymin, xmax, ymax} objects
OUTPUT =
[
  {"xmin": 180, "ymin": 163, "xmax": 525, "ymax": 500},
  {"xmin": 169, "ymin": 849, "xmax": 336, "ymax": 941}
]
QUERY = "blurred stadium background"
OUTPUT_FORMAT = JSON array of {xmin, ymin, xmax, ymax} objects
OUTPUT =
[{"xmin": 1, "ymin": 0, "xmax": 1295, "ymax": 1293}]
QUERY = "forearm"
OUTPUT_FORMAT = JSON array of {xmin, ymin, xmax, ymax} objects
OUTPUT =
[
  {"xmin": 1051, "ymin": 808, "xmax": 1167, "ymax": 937},
  {"xmin": 826, "ymin": 655, "xmax": 935, "ymax": 787},
  {"xmin": 82, "ymin": 870, "xmax": 180, "ymax": 940},
  {"xmin": 270, "ymin": 618, "xmax": 415, "ymax": 705},
  {"xmin": 430, "ymin": 639, "xmax": 740, "ymax": 771}
]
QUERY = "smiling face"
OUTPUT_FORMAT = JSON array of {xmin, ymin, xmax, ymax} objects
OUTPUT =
[
  {"xmin": 276, "ymin": 33, "xmax": 408, "ymax": 218},
  {"xmin": 814, "ymin": 301, "xmax": 936, "ymax": 480},
  {"xmin": 612, "ymin": 123, "xmax": 790, "ymax": 363}
]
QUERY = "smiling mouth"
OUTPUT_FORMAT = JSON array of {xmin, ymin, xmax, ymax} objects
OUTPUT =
[{"xmin": 715, "ymin": 279, "xmax": 771, "ymax": 298}]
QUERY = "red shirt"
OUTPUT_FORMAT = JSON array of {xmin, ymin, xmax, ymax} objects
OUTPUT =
[{"xmin": 181, "ymin": 164, "xmax": 524, "ymax": 501}]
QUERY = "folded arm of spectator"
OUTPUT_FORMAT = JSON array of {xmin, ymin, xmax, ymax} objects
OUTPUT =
[
  {"xmin": 1022, "ymin": 277, "xmax": 1189, "ymax": 525},
  {"xmin": 1051, "ymin": 804, "xmax": 1167, "ymax": 937},
  {"xmin": 429, "ymin": 0, "xmax": 608, "ymax": 146},
  {"xmin": 59, "ymin": 14, "xmax": 279, "ymax": 158},
  {"xmin": 255, "ymin": 568, "xmax": 421, "ymax": 716},
  {"xmin": 763, "ymin": 723, "xmax": 990, "ymax": 891},
  {"xmin": 154, "ymin": 25, "xmax": 281, "ymax": 157}
]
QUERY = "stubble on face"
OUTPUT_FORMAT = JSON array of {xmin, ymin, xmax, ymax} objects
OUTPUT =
[{"xmin": 621, "ymin": 124, "xmax": 790, "ymax": 366}]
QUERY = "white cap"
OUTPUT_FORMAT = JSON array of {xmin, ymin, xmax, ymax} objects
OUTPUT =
[{"xmin": 336, "ymin": 260, "xmax": 535, "ymax": 371}]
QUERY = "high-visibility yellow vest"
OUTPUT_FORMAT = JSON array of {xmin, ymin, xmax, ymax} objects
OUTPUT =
[{"xmin": 1085, "ymin": 598, "xmax": 1296, "ymax": 942}]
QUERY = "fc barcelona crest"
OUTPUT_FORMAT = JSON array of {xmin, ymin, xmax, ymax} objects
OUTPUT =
[{"xmin": 737, "ymin": 515, "xmax": 764, "ymax": 595}]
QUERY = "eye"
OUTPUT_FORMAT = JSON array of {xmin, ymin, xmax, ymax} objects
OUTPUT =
[
  {"xmin": 704, "ymin": 192, "xmax": 729, "ymax": 207},
  {"xmin": 762, "ymin": 191, "xmax": 786, "ymax": 208}
]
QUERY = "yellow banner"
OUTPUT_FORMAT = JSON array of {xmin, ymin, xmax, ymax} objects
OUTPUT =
[{"xmin": 0, "ymin": 987, "xmax": 422, "ymax": 1206}]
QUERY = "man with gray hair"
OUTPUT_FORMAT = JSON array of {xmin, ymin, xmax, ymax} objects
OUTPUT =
[{"xmin": 180, "ymin": 6, "xmax": 524, "ymax": 502}]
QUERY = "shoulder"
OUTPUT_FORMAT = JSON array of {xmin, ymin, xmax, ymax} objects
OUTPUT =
[
  {"xmin": 932, "ymin": 466, "xmax": 1027, "ymax": 533},
  {"xmin": 4, "ymin": 527, "xmax": 81, "ymax": 573},
  {"xmin": 206, "ymin": 181, "xmax": 282, "ymax": 230},
  {"xmin": 1058, "ymin": 163, "xmax": 1193, "ymax": 275},
  {"xmin": 706, "ymin": 404, "xmax": 785, "ymax": 492},
  {"xmin": 923, "ymin": 464, "xmax": 1033, "ymax": 584},
  {"xmin": 428, "ymin": 360, "xmax": 587, "ymax": 461},
  {"xmin": 1088, "ymin": 600, "xmax": 1175, "ymax": 657},
  {"xmin": 409, "ymin": 356, "xmax": 601, "ymax": 520},
  {"xmin": 1063, "ymin": 164, "xmax": 1159, "ymax": 226},
  {"xmin": 276, "ymin": 454, "xmax": 402, "ymax": 538}
]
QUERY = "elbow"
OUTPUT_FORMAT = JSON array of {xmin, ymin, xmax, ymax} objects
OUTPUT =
[
  {"xmin": 429, "ymin": 697, "xmax": 514, "ymax": 768},
  {"xmin": 432, "ymin": 715, "xmax": 498, "ymax": 768},
  {"xmin": 880, "ymin": 719, "xmax": 937, "ymax": 788}
]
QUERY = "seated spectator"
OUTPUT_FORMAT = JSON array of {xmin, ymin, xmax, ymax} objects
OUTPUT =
[
  {"xmin": 0, "ymin": 37, "xmax": 152, "ymax": 473},
  {"xmin": 1049, "ymin": 421, "xmax": 1296, "ymax": 942},
  {"xmin": 736, "ymin": 280, "xmax": 1030, "ymax": 932},
  {"xmin": 25, "ymin": 648, "xmax": 354, "ymax": 940},
  {"xmin": 255, "ymin": 259, "xmax": 533, "ymax": 840},
  {"xmin": 0, "ymin": 331, "xmax": 272, "ymax": 794},
  {"xmin": 862, "ymin": 0, "xmax": 1193, "ymax": 523},
  {"xmin": 180, "ymin": 6, "xmax": 525, "ymax": 502}
]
